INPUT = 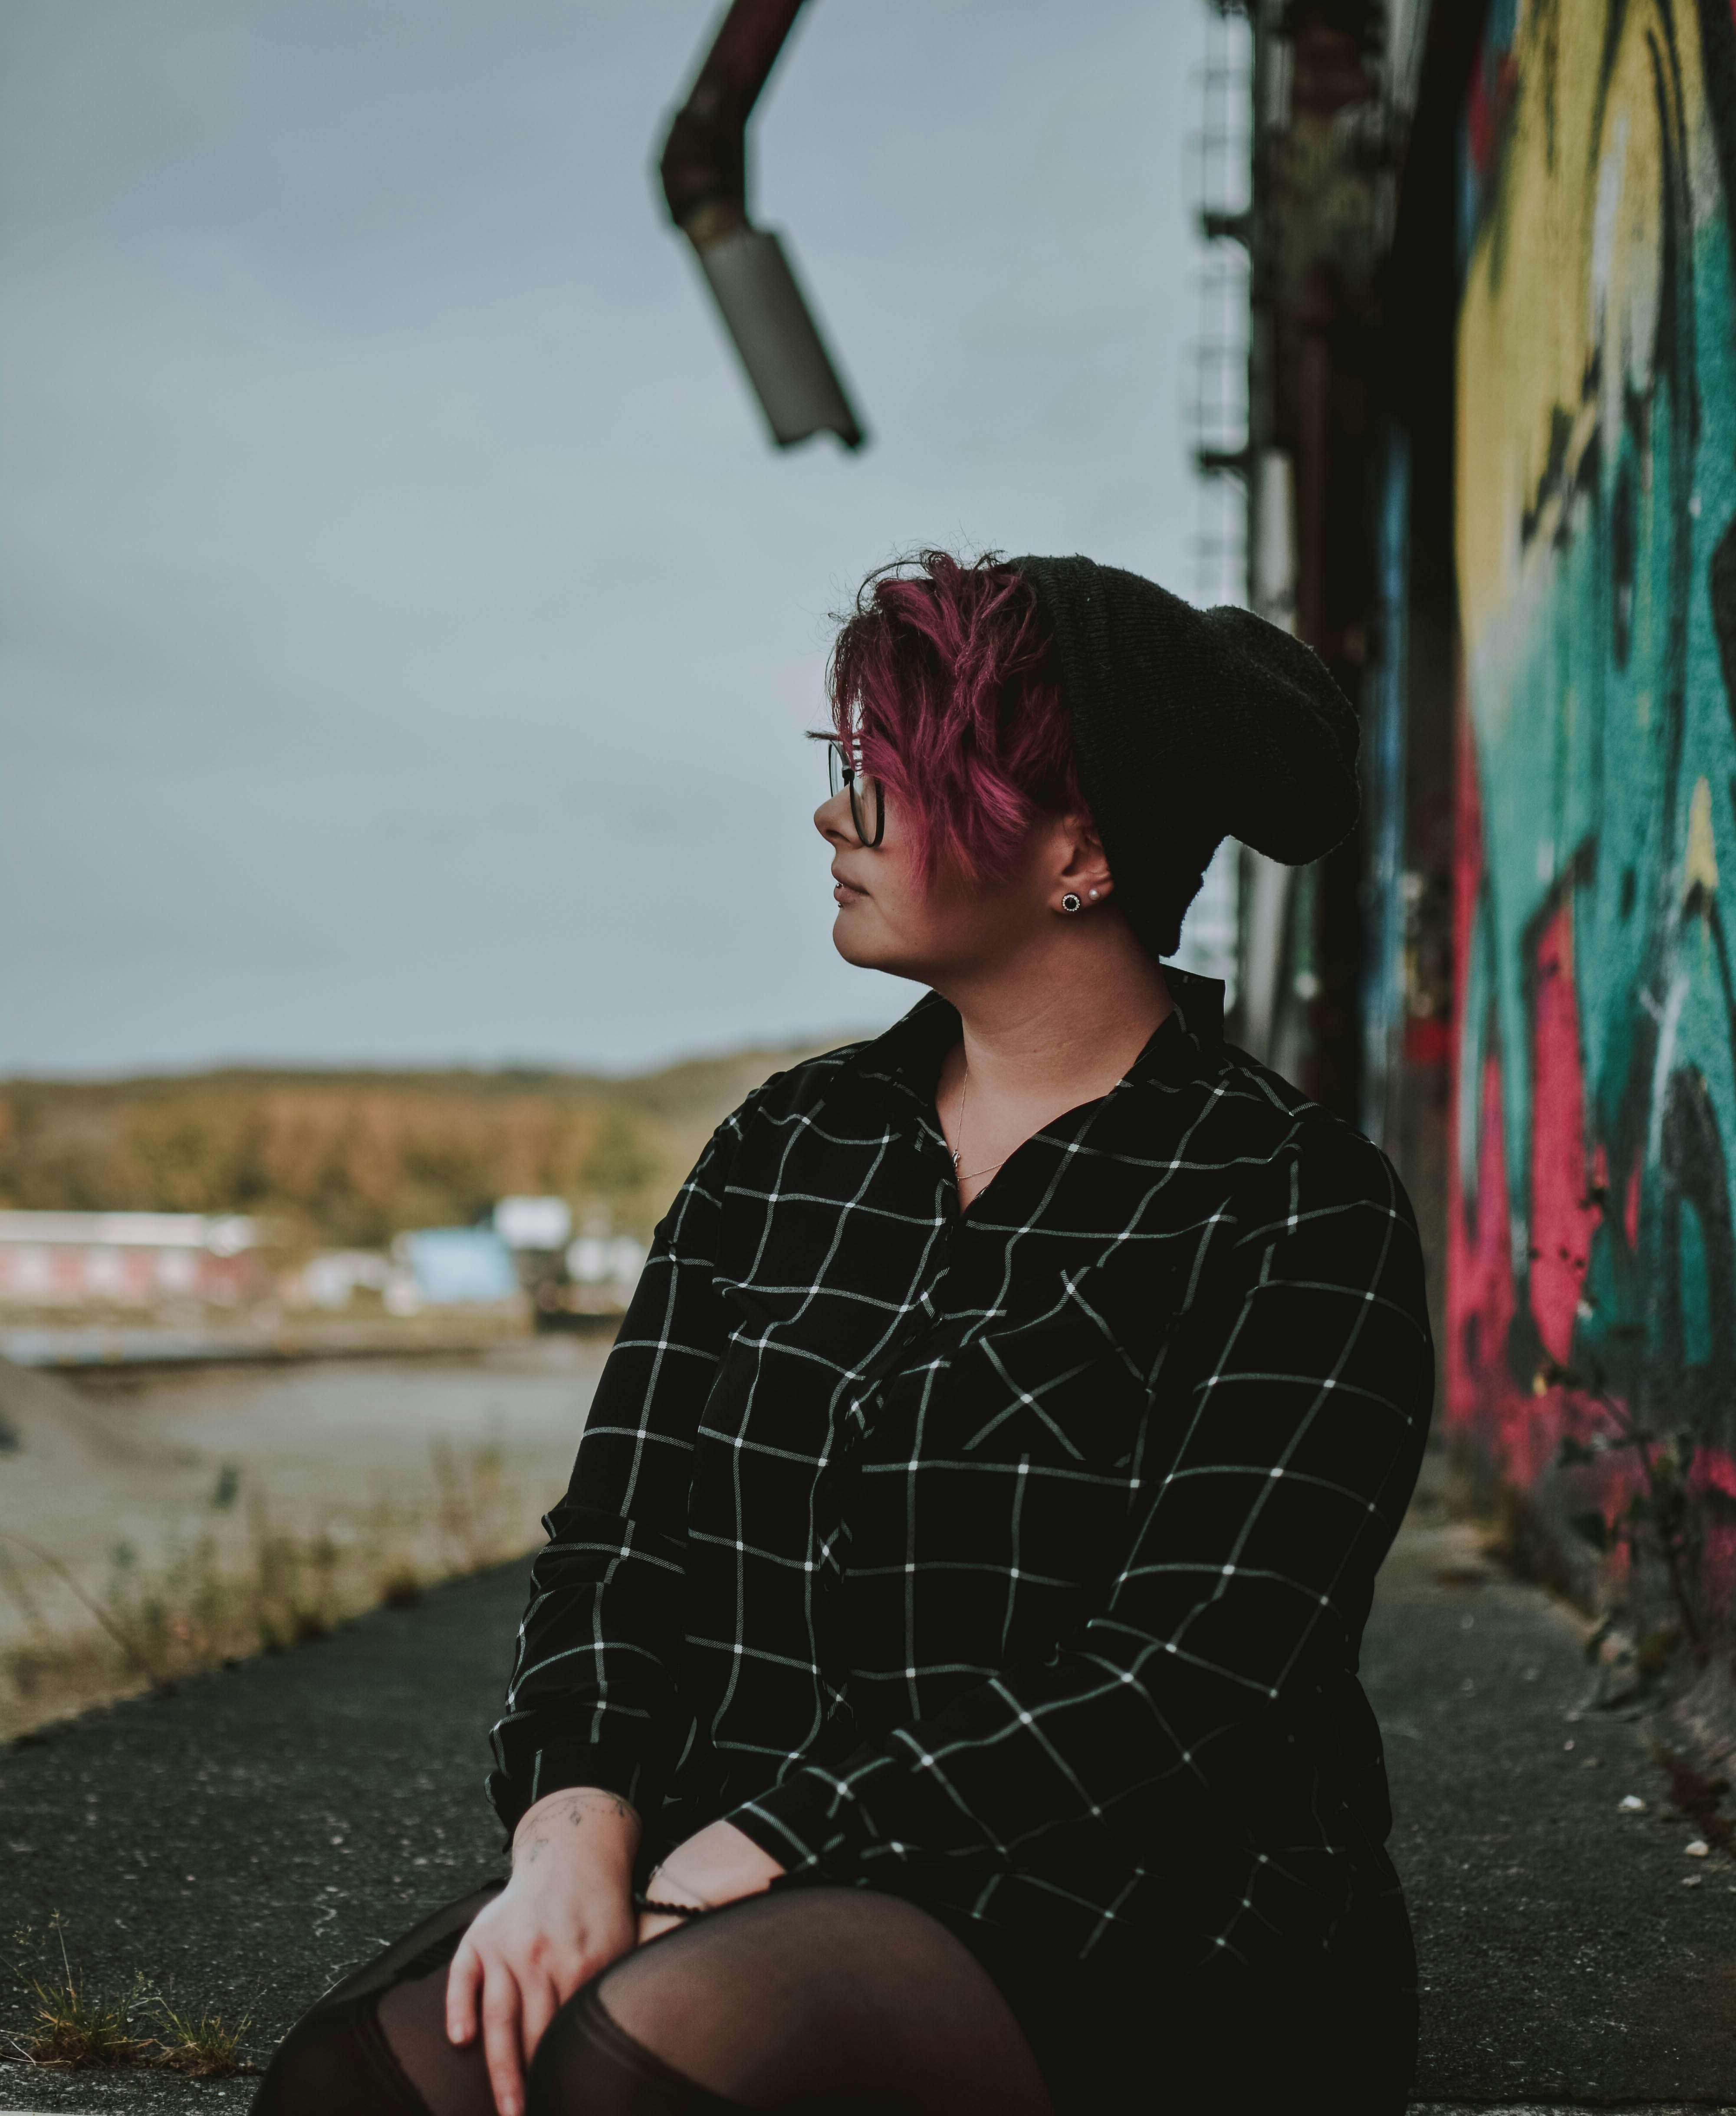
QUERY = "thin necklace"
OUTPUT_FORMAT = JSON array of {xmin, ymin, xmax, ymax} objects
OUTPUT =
[{"xmin": 950, "ymin": 1060, "xmax": 1007, "ymax": 1186}]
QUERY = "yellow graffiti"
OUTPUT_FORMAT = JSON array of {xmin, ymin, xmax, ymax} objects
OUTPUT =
[
  {"xmin": 1456, "ymin": 0, "xmax": 1716, "ymax": 665},
  {"xmin": 1687, "ymin": 774, "xmax": 1720, "ymax": 899}
]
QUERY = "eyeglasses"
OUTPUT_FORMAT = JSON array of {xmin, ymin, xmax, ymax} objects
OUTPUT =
[{"xmin": 825, "ymin": 738, "xmax": 885, "ymax": 848}]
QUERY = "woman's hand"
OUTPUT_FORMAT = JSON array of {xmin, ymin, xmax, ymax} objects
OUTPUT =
[
  {"xmin": 635, "ymin": 1820, "xmax": 786, "ymax": 1946},
  {"xmin": 446, "ymin": 1786, "xmax": 641, "ymax": 2116}
]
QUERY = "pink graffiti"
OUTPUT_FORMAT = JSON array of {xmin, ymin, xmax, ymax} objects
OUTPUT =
[{"xmin": 1527, "ymin": 900, "xmax": 1602, "ymax": 1365}]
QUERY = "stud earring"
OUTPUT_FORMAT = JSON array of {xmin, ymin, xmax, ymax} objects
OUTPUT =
[
  {"xmin": 1061, "ymin": 893, "xmax": 1082, "ymax": 914},
  {"xmin": 1088, "ymin": 889, "xmax": 1099, "ymax": 899}
]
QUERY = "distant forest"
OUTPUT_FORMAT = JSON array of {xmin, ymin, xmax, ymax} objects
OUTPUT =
[{"xmin": 0, "ymin": 1040, "xmax": 837, "ymax": 1253}]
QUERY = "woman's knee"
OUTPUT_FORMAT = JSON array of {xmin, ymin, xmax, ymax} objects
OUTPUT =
[
  {"xmin": 580, "ymin": 1888, "xmax": 1049, "ymax": 2115},
  {"xmin": 527, "ymin": 1981, "xmax": 741, "ymax": 2116}
]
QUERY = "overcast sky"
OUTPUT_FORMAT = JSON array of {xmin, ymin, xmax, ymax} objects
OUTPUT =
[{"xmin": 0, "ymin": 0, "xmax": 1216, "ymax": 1077}]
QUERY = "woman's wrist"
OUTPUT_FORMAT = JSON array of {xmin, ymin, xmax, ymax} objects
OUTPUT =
[
  {"xmin": 648, "ymin": 1820, "xmax": 784, "ymax": 1912},
  {"xmin": 511, "ymin": 1785, "xmax": 642, "ymax": 1879}
]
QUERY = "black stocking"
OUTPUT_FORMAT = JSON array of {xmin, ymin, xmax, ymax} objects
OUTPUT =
[
  {"xmin": 256, "ymin": 1880, "xmax": 1413, "ymax": 2116},
  {"xmin": 533, "ymin": 1888, "xmax": 1050, "ymax": 2115},
  {"xmin": 253, "ymin": 1884, "xmax": 1049, "ymax": 2116}
]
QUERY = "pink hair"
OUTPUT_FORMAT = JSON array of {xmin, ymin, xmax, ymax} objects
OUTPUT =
[{"xmin": 827, "ymin": 552, "xmax": 1086, "ymax": 884}]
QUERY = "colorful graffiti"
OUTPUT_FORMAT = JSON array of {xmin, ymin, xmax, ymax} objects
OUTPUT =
[{"xmin": 1451, "ymin": 0, "xmax": 1736, "ymax": 1630}]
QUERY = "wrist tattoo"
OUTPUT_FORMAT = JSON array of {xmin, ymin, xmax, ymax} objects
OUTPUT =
[{"xmin": 513, "ymin": 1788, "xmax": 635, "ymax": 1867}]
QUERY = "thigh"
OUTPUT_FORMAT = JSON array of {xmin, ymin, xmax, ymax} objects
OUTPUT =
[{"xmin": 539, "ymin": 1886, "xmax": 1052, "ymax": 2116}]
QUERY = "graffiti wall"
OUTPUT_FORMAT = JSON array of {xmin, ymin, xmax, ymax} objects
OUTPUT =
[{"xmin": 1451, "ymin": 0, "xmax": 1736, "ymax": 1637}]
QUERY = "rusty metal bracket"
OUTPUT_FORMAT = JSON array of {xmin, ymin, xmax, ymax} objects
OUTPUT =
[{"xmin": 656, "ymin": 0, "xmax": 866, "ymax": 450}]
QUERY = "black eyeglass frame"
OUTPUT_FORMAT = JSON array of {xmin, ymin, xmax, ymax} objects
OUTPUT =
[{"xmin": 823, "ymin": 737, "xmax": 886, "ymax": 849}]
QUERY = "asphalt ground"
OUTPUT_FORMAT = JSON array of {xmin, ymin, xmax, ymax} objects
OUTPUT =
[
  {"xmin": 1370, "ymin": 1466, "xmax": 1736, "ymax": 2104},
  {"xmin": 0, "ymin": 1562, "xmax": 521, "ymax": 2113},
  {"xmin": 1, "ymin": 1449, "xmax": 1733, "ymax": 2113}
]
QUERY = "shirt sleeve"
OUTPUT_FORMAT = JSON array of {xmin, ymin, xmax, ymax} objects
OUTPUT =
[
  {"xmin": 724, "ymin": 1127, "xmax": 1433, "ymax": 1886},
  {"xmin": 485, "ymin": 1104, "xmax": 750, "ymax": 1833}
]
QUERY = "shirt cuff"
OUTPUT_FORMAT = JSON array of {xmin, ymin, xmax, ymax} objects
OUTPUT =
[{"xmin": 487, "ymin": 1734, "xmax": 660, "ymax": 1837}]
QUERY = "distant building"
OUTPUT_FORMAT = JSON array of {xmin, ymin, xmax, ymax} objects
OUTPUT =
[
  {"xmin": 566, "ymin": 1232, "xmax": 647, "ymax": 1311},
  {"xmin": 0, "ymin": 1212, "xmax": 265, "ymax": 1309},
  {"xmin": 493, "ymin": 1196, "xmax": 572, "ymax": 1251},
  {"xmin": 295, "ymin": 1250, "xmax": 392, "ymax": 1311},
  {"xmin": 492, "ymin": 1196, "xmax": 645, "ymax": 1318},
  {"xmin": 389, "ymin": 1227, "xmax": 522, "ymax": 1312}
]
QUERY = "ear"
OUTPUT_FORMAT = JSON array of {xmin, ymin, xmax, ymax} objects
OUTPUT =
[{"xmin": 1051, "ymin": 813, "xmax": 1115, "ymax": 913}]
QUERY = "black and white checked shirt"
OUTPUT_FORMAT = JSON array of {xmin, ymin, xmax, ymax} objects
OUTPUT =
[{"xmin": 489, "ymin": 972, "xmax": 1433, "ymax": 1971}]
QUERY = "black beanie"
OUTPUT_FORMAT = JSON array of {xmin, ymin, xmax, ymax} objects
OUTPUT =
[{"xmin": 1010, "ymin": 555, "xmax": 1360, "ymax": 960}]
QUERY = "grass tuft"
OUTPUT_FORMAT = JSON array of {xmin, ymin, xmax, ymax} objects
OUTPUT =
[
  {"xmin": 17, "ymin": 1969, "xmax": 151, "ymax": 2068},
  {"xmin": 150, "ymin": 1999, "xmax": 255, "ymax": 2077},
  {"xmin": 4, "ymin": 1920, "xmax": 149, "ymax": 2070},
  {"xmin": 3, "ymin": 1921, "xmax": 256, "ymax": 2077}
]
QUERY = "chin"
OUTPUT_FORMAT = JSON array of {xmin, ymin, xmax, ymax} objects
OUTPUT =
[{"xmin": 831, "ymin": 913, "xmax": 930, "ymax": 983}]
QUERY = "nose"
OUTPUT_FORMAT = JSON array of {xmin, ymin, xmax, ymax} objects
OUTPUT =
[{"xmin": 815, "ymin": 790, "xmax": 854, "ymax": 845}]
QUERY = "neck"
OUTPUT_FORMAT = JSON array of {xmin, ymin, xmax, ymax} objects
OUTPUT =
[{"xmin": 934, "ymin": 916, "xmax": 1174, "ymax": 1105}]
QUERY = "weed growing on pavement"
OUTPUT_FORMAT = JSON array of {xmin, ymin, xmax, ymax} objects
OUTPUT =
[
  {"xmin": 151, "ymin": 1998, "xmax": 255, "ymax": 2076},
  {"xmin": 14, "ymin": 1971, "xmax": 151, "ymax": 2068},
  {"xmin": 3, "ymin": 1917, "xmax": 150, "ymax": 2070},
  {"xmin": 0, "ymin": 1439, "xmax": 530, "ymax": 1737},
  {"xmin": 3, "ymin": 1919, "xmax": 258, "ymax": 2077}
]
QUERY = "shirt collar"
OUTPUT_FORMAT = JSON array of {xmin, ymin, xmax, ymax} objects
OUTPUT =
[{"xmin": 1158, "ymin": 966, "xmax": 1225, "ymax": 1053}]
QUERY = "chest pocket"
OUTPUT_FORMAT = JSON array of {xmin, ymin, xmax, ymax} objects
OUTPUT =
[{"xmin": 941, "ymin": 1249, "xmax": 1185, "ymax": 1476}]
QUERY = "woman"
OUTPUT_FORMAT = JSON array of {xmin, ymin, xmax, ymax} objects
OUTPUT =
[{"xmin": 255, "ymin": 552, "xmax": 1432, "ymax": 2116}]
